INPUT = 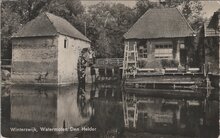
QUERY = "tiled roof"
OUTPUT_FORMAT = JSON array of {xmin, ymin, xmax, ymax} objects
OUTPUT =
[
  {"xmin": 204, "ymin": 20, "xmax": 219, "ymax": 37},
  {"xmin": 124, "ymin": 8, "xmax": 194, "ymax": 39},
  {"xmin": 13, "ymin": 12, "xmax": 90, "ymax": 42},
  {"xmin": 204, "ymin": 9, "xmax": 220, "ymax": 37},
  {"xmin": 208, "ymin": 10, "xmax": 220, "ymax": 30}
]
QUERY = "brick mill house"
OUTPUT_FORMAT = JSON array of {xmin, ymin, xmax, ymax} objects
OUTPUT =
[
  {"xmin": 11, "ymin": 12, "xmax": 91, "ymax": 84},
  {"xmin": 123, "ymin": 8, "xmax": 195, "ymax": 76}
]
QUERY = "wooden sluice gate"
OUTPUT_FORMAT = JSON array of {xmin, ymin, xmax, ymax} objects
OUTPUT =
[
  {"xmin": 93, "ymin": 58, "xmax": 123, "ymax": 82},
  {"xmin": 95, "ymin": 68, "xmax": 121, "ymax": 82}
]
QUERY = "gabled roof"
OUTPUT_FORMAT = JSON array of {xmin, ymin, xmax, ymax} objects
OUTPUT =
[
  {"xmin": 208, "ymin": 10, "xmax": 220, "ymax": 29},
  {"xmin": 124, "ymin": 8, "xmax": 194, "ymax": 40},
  {"xmin": 204, "ymin": 20, "xmax": 219, "ymax": 37},
  {"xmin": 12, "ymin": 12, "xmax": 90, "ymax": 42}
]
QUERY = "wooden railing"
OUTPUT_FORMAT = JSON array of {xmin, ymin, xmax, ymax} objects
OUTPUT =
[
  {"xmin": 1, "ymin": 59, "xmax": 12, "ymax": 69},
  {"xmin": 95, "ymin": 58, "xmax": 123, "ymax": 68}
]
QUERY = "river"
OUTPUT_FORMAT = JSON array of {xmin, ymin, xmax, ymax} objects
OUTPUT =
[{"xmin": 1, "ymin": 83, "xmax": 219, "ymax": 138}]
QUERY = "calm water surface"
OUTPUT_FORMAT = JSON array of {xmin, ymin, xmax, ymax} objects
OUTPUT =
[{"xmin": 1, "ymin": 83, "xmax": 219, "ymax": 138}]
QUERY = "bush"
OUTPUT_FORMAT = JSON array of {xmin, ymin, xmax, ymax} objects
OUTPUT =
[
  {"xmin": 137, "ymin": 60, "xmax": 162, "ymax": 68},
  {"xmin": 137, "ymin": 59, "xmax": 179, "ymax": 68},
  {"xmin": 161, "ymin": 59, "xmax": 179, "ymax": 68},
  {"xmin": 137, "ymin": 60, "xmax": 146, "ymax": 68}
]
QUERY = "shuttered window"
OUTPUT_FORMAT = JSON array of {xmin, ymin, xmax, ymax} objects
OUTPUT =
[{"xmin": 155, "ymin": 44, "xmax": 173, "ymax": 59}]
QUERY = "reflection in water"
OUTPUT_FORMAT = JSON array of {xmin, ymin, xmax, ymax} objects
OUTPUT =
[
  {"xmin": 122, "ymin": 88, "xmax": 219, "ymax": 138},
  {"xmin": 1, "ymin": 84, "xmax": 219, "ymax": 138},
  {"xmin": 2, "ymin": 85, "xmax": 92, "ymax": 138}
]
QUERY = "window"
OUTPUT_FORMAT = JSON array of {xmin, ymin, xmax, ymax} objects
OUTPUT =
[
  {"xmin": 64, "ymin": 38, "xmax": 68, "ymax": 48},
  {"xmin": 138, "ymin": 45, "xmax": 148, "ymax": 58},
  {"xmin": 155, "ymin": 44, "xmax": 173, "ymax": 59},
  {"xmin": 180, "ymin": 43, "xmax": 185, "ymax": 49}
]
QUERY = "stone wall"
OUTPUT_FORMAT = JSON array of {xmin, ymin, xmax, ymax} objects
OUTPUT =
[
  {"xmin": 11, "ymin": 37, "xmax": 58, "ymax": 84},
  {"xmin": 57, "ymin": 34, "xmax": 90, "ymax": 84}
]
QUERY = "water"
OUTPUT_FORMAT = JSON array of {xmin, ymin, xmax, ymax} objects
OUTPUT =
[{"xmin": 1, "ymin": 84, "xmax": 219, "ymax": 138}]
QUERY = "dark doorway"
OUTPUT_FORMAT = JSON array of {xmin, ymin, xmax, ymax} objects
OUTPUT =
[{"xmin": 180, "ymin": 48, "xmax": 187, "ymax": 66}]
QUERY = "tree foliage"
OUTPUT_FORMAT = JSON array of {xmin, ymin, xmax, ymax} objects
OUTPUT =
[
  {"xmin": 84, "ymin": 2, "xmax": 136, "ymax": 58},
  {"xmin": 1, "ymin": 0, "xmax": 85, "ymax": 59},
  {"xmin": 182, "ymin": 1, "xmax": 204, "ymax": 30},
  {"xmin": 1, "ymin": 0, "xmax": 206, "ymax": 59},
  {"xmin": 1, "ymin": 2, "xmax": 22, "ymax": 58},
  {"xmin": 135, "ymin": 0, "xmax": 159, "ymax": 19}
]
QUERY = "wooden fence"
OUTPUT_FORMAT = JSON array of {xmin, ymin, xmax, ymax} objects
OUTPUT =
[{"xmin": 94, "ymin": 58, "xmax": 123, "ymax": 68}]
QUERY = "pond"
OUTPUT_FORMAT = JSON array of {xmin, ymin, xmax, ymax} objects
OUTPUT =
[{"xmin": 1, "ymin": 84, "xmax": 219, "ymax": 138}]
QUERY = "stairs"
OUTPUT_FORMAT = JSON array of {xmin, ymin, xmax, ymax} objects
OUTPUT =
[{"xmin": 122, "ymin": 41, "xmax": 138, "ymax": 78}]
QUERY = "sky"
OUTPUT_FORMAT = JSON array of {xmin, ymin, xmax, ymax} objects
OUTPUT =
[
  {"xmin": 81, "ymin": 0, "xmax": 220, "ymax": 18},
  {"xmin": 202, "ymin": 1, "xmax": 220, "ymax": 18}
]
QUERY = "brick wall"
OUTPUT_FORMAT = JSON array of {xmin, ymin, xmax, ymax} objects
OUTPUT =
[{"xmin": 11, "ymin": 36, "xmax": 58, "ymax": 83}]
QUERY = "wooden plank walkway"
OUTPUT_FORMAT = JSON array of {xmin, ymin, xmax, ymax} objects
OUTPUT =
[
  {"xmin": 125, "ymin": 76, "xmax": 203, "ymax": 83},
  {"xmin": 124, "ymin": 88, "xmax": 206, "ymax": 99},
  {"xmin": 126, "ymin": 81, "xmax": 197, "ymax": 85}
]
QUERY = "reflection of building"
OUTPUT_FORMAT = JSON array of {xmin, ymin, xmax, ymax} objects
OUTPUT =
[
  {"xmin": 78, "ymin": 84, "xmax": 124, "ymax": 138},
  {"xmin": 4, "ymin": 85, "xmax": 92, "ymax": 137},
  {"xmin": 123, "ymin": 8, "xmax": 194, "ymax": 76},
  {"xmin": 11, "ymin": 12, "xmax": 91, "ymax": 84},
  {"xmin": 122, "ymin": 92, "xmax": 204, "ymax": 137}
]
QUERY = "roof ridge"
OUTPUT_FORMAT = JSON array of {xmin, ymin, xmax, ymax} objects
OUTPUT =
[
  {"xmin": 124, "ymin": 7, "xmax": 195, "ymax": 39},
  {"xmin": 12, "ymin": 13, "xmax": 56, "ymax": 38},
  {"xmin": 176, "ymin": 7, "xmax": 194, "ymax": 33},
  {"xmin": 44, "ymin": 12, "xmax": 59, "ymax": 35},
  {"xmin": 124, "ymin": 8, "xmax": 153, "ymax": 38},
  {"xmin": 12, "ymin": 15, "xmax": 38, "ymax": 38},
  {"xmin": 12, "ymin": 12, "xmax": 90, "ymax": 42},
  {"xmin": 45, "ymin": 12, "xmax": 90, "ymax": 42}
]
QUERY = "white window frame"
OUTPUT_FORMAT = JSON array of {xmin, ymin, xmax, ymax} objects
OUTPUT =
[
  {"xmin": 138, "ymin": 45, "xmax": 148, "ymax": 59},
  {"xmin": 155, "ymin": 43, "xmax": 173, "ymax": 59}
]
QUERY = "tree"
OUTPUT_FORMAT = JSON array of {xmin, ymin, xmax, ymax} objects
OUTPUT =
[
  {"xmin": 135, "ymin": 0, "xmax": 159, "ymax": 19},
  {"xmin": 183, "ymin": 1, "xmax": 204, "ymax": 31},
  {"xmin": 1, "ymin": 2, "xmax": 22, "ymax": 59},
  {"xmin": 1, "ymin": 0, "xmax": 85, "ymax": 59},
  {"xmin": 85, "ymin": 2, "xmax": 136, "ymax": 58}
]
